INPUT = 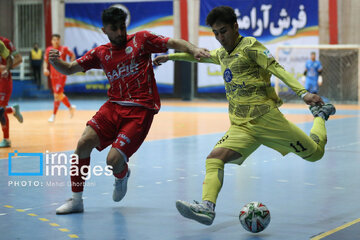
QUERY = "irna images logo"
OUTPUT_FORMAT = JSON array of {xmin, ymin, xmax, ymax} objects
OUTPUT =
[{"xmin": 8, "ymin": 150, "xmax": 112, "ymax": 180}]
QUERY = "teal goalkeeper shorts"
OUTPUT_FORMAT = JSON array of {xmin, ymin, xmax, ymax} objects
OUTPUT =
[{"xmin": 214, "ymin": 107, "xmax": 318, "ymax": 165}]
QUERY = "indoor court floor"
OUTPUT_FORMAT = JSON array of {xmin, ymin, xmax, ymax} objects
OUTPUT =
[{"xmin": 0, "ymin": 99, "xmax": 359, "ymax": 240}]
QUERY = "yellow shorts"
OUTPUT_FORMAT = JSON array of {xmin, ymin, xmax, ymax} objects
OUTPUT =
[{"xmin": 215, "ymin": 108, "xmax": 317, "ymax": 165}]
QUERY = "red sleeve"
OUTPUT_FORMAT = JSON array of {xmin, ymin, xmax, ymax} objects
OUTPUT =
[
  {"xmin": 142, "ymin": 31, "xmax": 169, "ymax": 54},
  {"xmin": 76, "ymin": 48, "xmax": 101, "ymax": 71}
]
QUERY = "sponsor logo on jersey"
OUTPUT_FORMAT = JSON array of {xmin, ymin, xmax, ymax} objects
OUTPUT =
[
  {"xmin": 263, "ymin": 50, "xmax": 273, "ymax": 58},
  {"xmin": 224, "ymin": 68, "xmax": 233, "ymax": 82},
  {"xmin": 106, "ymin": 62, "xmax": 139, "ymax": 82},
  {"xmin": 125, "ymin": 46, "xmax": 133, "ymax": 54}
]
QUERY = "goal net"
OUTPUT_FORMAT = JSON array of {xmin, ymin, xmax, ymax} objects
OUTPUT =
[{"xmin": 274, "ymin": 45, "xmax": 360, "ymax": 104}]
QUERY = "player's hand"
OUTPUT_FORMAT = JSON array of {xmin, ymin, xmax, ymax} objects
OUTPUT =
[
  {"xmin": 303, "ymin": 92, "xmax": 324, "ymax": 106},
  {"xmin": 193, "ymin": 48, "xmax": 210, "ymax": 61},
  {"xmin": 153, "ymin": 55, "xmax": 169, "ymax": 66},
  {"xmin": 43, "ymin": 69, "xmax": 50, "ymax": 77},
  {"xmin": 48, "ymin": 49, "xmax": 61, "ymax": 63}
]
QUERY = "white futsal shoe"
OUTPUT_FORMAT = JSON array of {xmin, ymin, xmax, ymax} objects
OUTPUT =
[
  {"xmin": 113, "ymin": 169, "xmax": 131, "ymax": 202},
  {"xmin": 176, "ymin": 200, "xmax": 215, "ymax": 225},
  {"xmin": 48, "ymin": 114, "xmax": 55, "ymax": 123},
  {"xmin": 56, "ymin": 198, "xmax": 84, "ymax": 214},
  {"xmin": 69, "ymin": 105, "xmax": 76, "ymax": 118}
]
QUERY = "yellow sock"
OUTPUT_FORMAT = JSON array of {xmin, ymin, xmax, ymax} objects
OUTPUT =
[
  {"xmin": 202, "ymin": 158, "xmax": 224, "ymax": 204},
  {"xmin": 307, "ymin": 117, "xmax": 327, "ymax": 161}
]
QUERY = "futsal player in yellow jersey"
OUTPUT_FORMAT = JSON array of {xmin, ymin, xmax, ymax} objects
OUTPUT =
[{"xmin": 153, "ymin": 6, "xmax": 336, "ymax": 226}]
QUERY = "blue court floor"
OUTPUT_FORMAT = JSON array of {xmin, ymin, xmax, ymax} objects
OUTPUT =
[{"xmin": 0, "ymin": 99, "xmax": 359, "ymax": 240}]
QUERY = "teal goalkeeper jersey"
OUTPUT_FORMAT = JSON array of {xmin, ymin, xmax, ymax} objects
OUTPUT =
[{"xmin": 168, "ymin": 35, "xmax": 307, "ymax": 125}]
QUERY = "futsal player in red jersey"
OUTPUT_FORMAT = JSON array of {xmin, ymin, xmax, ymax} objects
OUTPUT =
[
  {"xmin": 49, "ymin": 7, "xmax": 210, "ymax": 214},
  {"xmin": 0, "ymin": 36, "xmax": 23, "ymax": 148},
  {"xmin": 44, "ymin": 34, "xmax": 76, "ymax": 122}
]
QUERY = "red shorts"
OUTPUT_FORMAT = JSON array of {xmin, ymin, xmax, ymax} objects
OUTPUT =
[
  {"xmin": 51, "ymin": 76, "xmax": 66, "ymax": 94},
  {"xmin": 0, "ymin": 77, "xmax": 12, "ymax": 106},
  {"xmin": 87, "ymin": 101, "xmax": 155, "ymax": 159}
]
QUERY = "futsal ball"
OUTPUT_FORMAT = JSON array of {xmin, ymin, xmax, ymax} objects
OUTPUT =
[{"xmin": 239, "ymin": 201, "xmax": 271, "ymax": 233}]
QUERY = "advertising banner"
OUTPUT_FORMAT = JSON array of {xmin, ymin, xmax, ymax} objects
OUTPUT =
[{"xmin": 198, "ymin": 0, "xmax": 319, "ymax": 94}]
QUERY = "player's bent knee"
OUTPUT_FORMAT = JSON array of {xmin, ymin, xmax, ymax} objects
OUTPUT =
[
  {"xmin": 207, "ymin": 147, "xmax": 242, "ymax": 163},
  {"xmin": 76, "ymin": 136, "xmax": 98, "ymax": 155},
  {"xmin": 303, "ymin": 147, "xmax": 324, "ymax": 162}
]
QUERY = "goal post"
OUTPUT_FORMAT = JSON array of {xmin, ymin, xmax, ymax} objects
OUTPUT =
[{"xmin": 274, "ymin": 44, "xmax": 360, "ymax": 104}]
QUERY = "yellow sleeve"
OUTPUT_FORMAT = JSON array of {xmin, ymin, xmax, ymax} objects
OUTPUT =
[
  {"xmin": 168, "ymin": 49, "xmax": 220, "ymax": 65},
  {"xmin": 247, "ymin": 40, "xmax": 307, "ymax": 97},
  {"xmin": 0, "ymin": 41, "xmax": 10, "ymax": 59}
]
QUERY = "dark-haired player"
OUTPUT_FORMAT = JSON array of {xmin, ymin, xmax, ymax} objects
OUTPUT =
[
  {"xmin": 154, "ymin": 6, "xmax": 336, "ymax": 225},
  {"xmin": 50, "ymin": 7, "xmax": 210, "ymax": 214}
]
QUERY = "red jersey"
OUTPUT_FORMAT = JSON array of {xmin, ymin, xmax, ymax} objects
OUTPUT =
[
  {"xmin": 0, "ymin": 36, "xmax": 16, "ymax": 81},
  {"xmin": 77, "ymin": 30, "xmax": 169, "ymax": 112},
  {"xmin": 44, "ymin": 45, "xmax": 74, "ymax": 81}
]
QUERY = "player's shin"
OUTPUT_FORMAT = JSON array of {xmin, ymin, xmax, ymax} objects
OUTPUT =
[
  {"xmin": 202, "ymin": 158, "xmax": 224, "ymax": 207},
  {"xmin": 70, "ymin": 157, "xmax": 91, "ymax": 194},
  {"xmin": 307, "ymin": 118, "xmax": 327, "ymax": 161}
]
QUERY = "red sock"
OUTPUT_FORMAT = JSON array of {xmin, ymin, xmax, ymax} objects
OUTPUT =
[
  {"xmin": 5, "ymin": 107, "xmax": 13, "ymax": 114},
  {"xmin": 113, "ymin": 163, "xmax": 128, "ymax": 179},
  {"xmin": 2, "ymin": 114, "xmax": 9, "ymax": 139},
  {"xmin": 62, "ymin": 96, "xmax": 71, "ymax": 108},
  {"xmin": 70, "ymin": 157, "xmax": 91, "ymax": 192},
  {"xmin": 53, "ymin": 101, "xmax": 60, "ymax": 115}
]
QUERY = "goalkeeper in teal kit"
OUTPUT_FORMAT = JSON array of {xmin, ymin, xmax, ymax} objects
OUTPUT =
[{"xmin": 154, "ymin": 6, "xmax": 336, "ymax": 226}]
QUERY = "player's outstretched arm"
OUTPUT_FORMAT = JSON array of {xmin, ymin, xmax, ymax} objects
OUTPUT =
[
  {"xmin": 166, "ymin": 38, "xmax": 210, "ymax": 60},
  {"xmin": 49, "ymin": 49, "xmax": 84, "ymax": 75}
]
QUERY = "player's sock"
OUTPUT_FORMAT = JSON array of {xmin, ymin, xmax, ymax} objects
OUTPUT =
[
  {"xmin": 5, "ymin": 107, "xmax": 13, "ymax": 114},
  {"xmin": 72, "ymin": 191, "xmax": 83, "ymax": 200},
  {"xmin": 203, "ymin": 200, "xmax": 216, "ymax": 211},
  {"xmin": 307, "ymin": 117, "xmax": 327, "ymax": 161},
  {"xmin": 53, "ymin": 101, "xmax": 60, "ymax": 115},
  {"xmin": 62, "ymin": 96, "xmax": 71, "ymax": 108},
  {"xmin": 202, "ymin": 158, "xmax": 224, "ymax": 204},
  {"xmin": 113, "ymin": 163, "xmax": 128, "ymax": 179},
  {"xmin": 2, "ymin": 114, "xmax": 9, "ymax": 139},
  {"xmin": 70, "ymin": 157, "xmax": 90, "ymax": 192}
]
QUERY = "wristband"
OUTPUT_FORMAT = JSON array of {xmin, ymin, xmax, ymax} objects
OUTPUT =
[{"xmin": 300, "ymin": 92, "xmax": 309, "ymax": 99}]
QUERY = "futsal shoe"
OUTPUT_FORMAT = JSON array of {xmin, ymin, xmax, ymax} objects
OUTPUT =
[
  {"xmin": 309, "ymin": 103, "xmax": 336, "ymax": 120},
  {"xmin": 0, "ymin": 139, "xmax": 11, "ymax": 148},
  {"xmin": 113, "ymin": 169, "xmax": 131, "ymax": 202},
  {"xmin": 13, "ymin": 104, "xmax": 23, "ymax": 123},
  {"xmin": 69, "ymin": 105, "xmax": 76, "ymax": 118},
  {"xmin": 56, "ymin": 198, "xmax": 84, "ymax": 214},
  {"xmin": 309, "ymin": 105, "xmax": 321, "ymax": 117},
  {"xmin": 48, "ymin": 114, "xmax": 55, "ymax": 123},
  {"xmin": 318, "ymin": 103, "xmax": 336, "ymax": 120},
  {"xmin": 176, "ymin": 200, "xmax": 215, "ymax": 225}
]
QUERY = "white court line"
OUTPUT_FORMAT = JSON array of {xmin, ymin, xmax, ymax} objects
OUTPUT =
[
  {"xmin": 304, "ymin": 182, "xmax": 315, "ymax": 186},
  {"xmin": 250, "ymin": 176, "xmax": 260, "ymax": 179}
]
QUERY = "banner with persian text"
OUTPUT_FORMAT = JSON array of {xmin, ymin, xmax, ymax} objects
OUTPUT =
[{"xmin": 198, "ymin": 0, "xmax": 319, "ymax": 94}]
